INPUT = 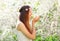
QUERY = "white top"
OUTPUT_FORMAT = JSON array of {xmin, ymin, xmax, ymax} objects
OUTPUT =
[{"xmin": 13, "ymin": 20, "xmax": 32, "ymax": 41}]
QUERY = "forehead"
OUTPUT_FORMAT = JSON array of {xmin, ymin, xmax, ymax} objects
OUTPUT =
[{"xmin": 29, "ymin": 8, "xmax": 32, "ymax": 11}]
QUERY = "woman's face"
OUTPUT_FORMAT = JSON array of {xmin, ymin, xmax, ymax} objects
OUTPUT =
[{"xmin": 29, "ymin": 8, "xmax": 32, "ymax": 18}]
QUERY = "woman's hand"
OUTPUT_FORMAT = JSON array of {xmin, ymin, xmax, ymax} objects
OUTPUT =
[
  {"xmin": 32, "ymin": 16, "xmax": 40, "ymax": 28},
  {"xmin": 32, "ymin": 16, "xmax": 40, "ymax": 24}
]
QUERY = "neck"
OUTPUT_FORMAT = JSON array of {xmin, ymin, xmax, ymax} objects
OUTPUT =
[
  {"xmin": 25, "ymin": 19, "xmax": 32, "ymax": 33},
  {"xmin": 25, "ymin": 19, "xmax": 30, "ymax": 24}
]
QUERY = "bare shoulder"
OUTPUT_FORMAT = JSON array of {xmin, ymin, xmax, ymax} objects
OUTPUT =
[{"xmin": 17, "ymin": 21, "xmax": 26, "ymax": 31}]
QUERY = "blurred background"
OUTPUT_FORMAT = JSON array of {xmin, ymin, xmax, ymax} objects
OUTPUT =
[{"xmin": 0, "ymin": 0, "xmax": 60, "ymax": 41}]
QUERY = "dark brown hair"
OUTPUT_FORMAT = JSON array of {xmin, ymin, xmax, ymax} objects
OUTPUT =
[
  {"xmin": 19, "ymin": 5, "xmax": 30, "ymax": 22},
  {"xmin": 19, "ymin": 5, "xmax": 32, "ymax": 33}
]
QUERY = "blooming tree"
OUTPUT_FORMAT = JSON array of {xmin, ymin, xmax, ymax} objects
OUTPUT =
[{"xmin": 0, "ymin": 0, "xmax": 60, "ymax": 41}]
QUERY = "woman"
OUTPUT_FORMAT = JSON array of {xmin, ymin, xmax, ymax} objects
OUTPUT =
[{"xmin": 16, "ymin": 5, "xmax": 40, "ymax": 41}]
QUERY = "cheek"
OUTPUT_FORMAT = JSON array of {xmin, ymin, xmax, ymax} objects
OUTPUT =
[
  {"xmin": 30, "ymin": 11, "xmax": 32, "ymax": 16},
  {"xmin": 30, "ymin": 13, "xmax": 32, "ymax": 16}
]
